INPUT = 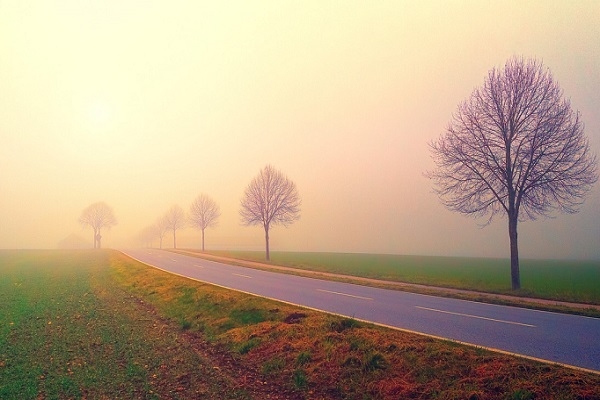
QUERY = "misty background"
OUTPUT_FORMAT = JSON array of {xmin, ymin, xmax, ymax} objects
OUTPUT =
[{"xmin": 1, "ymin": 1, "xmax": 599, "ymax": 259}]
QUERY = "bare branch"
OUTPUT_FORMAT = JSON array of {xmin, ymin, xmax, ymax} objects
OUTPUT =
[
  {"xmin": 165, "ymin": 205, "xmax": 186, "ymax": 230},
  {"xmin": 427, "ymin": 57, "xmax": 598, "ymax": 222},
  {"xmin": 189, "ymin": 194, "xmax": 221, "ymax": 231},
  {"xmin": 240, "ymin": 165, "xmax": 301, "ymax": 229}
]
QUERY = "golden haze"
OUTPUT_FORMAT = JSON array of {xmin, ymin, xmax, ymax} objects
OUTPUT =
[{"xmin": 0, "ymin": 1, "xmax": 598, "ymax": 259}]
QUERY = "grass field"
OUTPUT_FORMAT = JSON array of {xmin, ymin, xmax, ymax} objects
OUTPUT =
[
  {"xmin": 0, "ymin": 250, "xmax": 251, "ymax": 399},
  {"xmin": 203, "ymin": 250, "xmax": 600, "ymax": 305},
  {"xmin": 2, "ymin": 249, "xmax": 600, "ymax": 399}
]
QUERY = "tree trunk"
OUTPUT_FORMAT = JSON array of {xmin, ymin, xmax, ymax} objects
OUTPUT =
[
  {"xmin": 201, "ymin": 228, "xmax": 205, "ymax": 252},
  {"xmin": 508, "ymin": 215, "xmax": 520, "ymax": 290},
  {"xmin": 92, "ymin": 229, "xmax": 97, "ymax": 249},
  {"xmin": 264, "ymin": 225, "xmax": 270, "ymax": 261},
  {"xmin": 173, "ymin": 230, "xmax": 177, "ymax": 249}
]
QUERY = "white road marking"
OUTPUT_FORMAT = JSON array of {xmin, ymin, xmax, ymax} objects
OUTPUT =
[
  {"xmin": 171, "ymin": 259, "xmax": 177, "ymax": 262},
  {"xmin": 233, "ymin": 273, "xmax": 252, "ymax": 279},
  {"xmin": 416, "ymin": 306, "xmax": 536, "ymax": 327},
  {"xmin": 194, "ymin": 264, "xmax": 204, "ymax": 268},
  {"xmin": 317, "ymin": 289, "xmax": 373, "ymax": 300}
]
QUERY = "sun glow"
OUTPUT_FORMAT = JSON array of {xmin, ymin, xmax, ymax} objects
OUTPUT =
[{"xmin": 88, "ymin": 101, "xmax": 112, "ymax": 126}]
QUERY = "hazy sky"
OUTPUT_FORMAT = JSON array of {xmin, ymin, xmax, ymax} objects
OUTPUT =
[{"xmin": 1, "ymin": 1, "xmax": 599, "ymax": 259}]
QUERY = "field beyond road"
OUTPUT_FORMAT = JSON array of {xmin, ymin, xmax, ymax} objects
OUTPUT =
[
  {"xmin": 1, "ymin": 249, "xmax": 599, "ymax": 399},
  {"xmin": 199, "ymin": 251, "xmax": 600, "ymax": 305}
]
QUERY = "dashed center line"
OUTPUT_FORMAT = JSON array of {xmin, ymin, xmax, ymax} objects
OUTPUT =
[
  {"xmin": 416, "ymin": 306, "xmax": 536, "ymax": 327},
  {"xmin": 317, "ymin": 289, "xmax": 373, "ymax": 300},
  {"xmin": 194, "ymin": 264, "xmax": 204, "ymax": 268},
  {"xmin": 233, "ymin": 273, "xmax": 252, "ymax": 279}
]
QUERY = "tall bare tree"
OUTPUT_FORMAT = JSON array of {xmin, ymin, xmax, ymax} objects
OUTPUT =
[
  {"xmin": 79, "ymin": 201, "xmax": 117, "ymax": 249},
  {"xmin": 240, "ymin": 165, "xmax": 301, "ymax": 260},
  {"xmin": 189, "ymin": 193, "xmax": 221, "ymax": 252},
  {"xmin": 427, "ymin": 57, "xmax": 598, "ymax": 290},
  {"xmin": 164, "ymin": 205, "xmax": 186, "ymax": 249}
]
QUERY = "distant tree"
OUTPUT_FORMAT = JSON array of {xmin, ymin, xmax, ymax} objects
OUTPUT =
[
  {"xmin": 138, "ymin": 225, "xmax": 158, "ymax": 248},
  {"xmin": 155, "ymin": 216, "xmax": 169, "ymax": 249},
  {"xmin": 164, "ymin": 205, "xmax": 186, "ymax": 249},
  {"xmin": 240, "ymin": 165, "xmax": 301, "ymax": 260},
  {"xmin": 57, "ymin": 234, "xmax": 90, "ymax": 249},
  {"xmin": 79, "ymin": 201, "xmax": 117, "ymax": 249},
  {"xmin": 189, "ymin": 193, "xmax": 221, "ymax": 252},
  {"xmin": 427, "ymin": 57, "xmax": 598, "ymax": 290}
]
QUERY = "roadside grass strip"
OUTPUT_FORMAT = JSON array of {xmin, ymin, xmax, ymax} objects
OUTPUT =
[
  {"xmin": 113, "ymin": 250, "xmax": 600, "ymax": 399},
  {"xmin": 201, "ymin": 250, "xmax": 600, "ymax": 305}
]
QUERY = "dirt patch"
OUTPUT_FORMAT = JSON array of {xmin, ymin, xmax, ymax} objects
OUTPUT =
[
  {"xmin": 130, "ymin": 296, "xmax": 308, "ymax": 399},
  {"xmin": 283, "ymin": 312, "xmax": 307, "ymax": 324}
]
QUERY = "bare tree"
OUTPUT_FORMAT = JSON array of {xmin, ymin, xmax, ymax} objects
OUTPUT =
[
  {"xmin": 138, "ymin": 225, "xmax": 158, "ymax": 248},
  {"xmin": 189, "ymin": 193, "xmax": 221, "ymax": 252},
  {"xmin": 164, "ymin": 205, "xmax": 186, "ymax": 249},
  {"xmin": 155, "ymin": 215, "xmax": 169, "ymax": 249},
  {"xmin": 427, "ymin": 57, "xmax": 598, "ymax": 290},
  {"xmin": 240, "ymin": 165, "xmax": 301, "ymax": 260},
  {"xmin": 79, "ymin": 201, "xmax": 117, "ymax": 249}
]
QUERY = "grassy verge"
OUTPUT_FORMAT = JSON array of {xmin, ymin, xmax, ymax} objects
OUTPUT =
[
  {"xmin": 112, "ymin": 250, "xmax": 600, "ymax": 399},
  {"xmin": 2, "ymin": 249, "xmax": 599, "ymax": 399},
  {"xmin": 197, "ymin": 250, "xmax": 600, "ymax": 305}
]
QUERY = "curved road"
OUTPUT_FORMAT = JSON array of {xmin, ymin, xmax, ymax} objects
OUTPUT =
[{"xmin": 122, "ymin": 249, "xmax": 600, "ymax": 373}]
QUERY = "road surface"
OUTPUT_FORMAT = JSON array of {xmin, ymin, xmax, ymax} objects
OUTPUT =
[{"xmin": 122, "ymin": 249, "xmax": 600, "ymax": 372}]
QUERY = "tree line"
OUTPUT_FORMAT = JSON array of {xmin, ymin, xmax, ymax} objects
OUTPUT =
[
  {"xmin": 80, "ymin": 57, "xmax": 597, "ymax": 289},
  {"xmin": 138, "ymin": 195, "xmax": 219, "ymax": 252},
  {"xmin": 79, "ymin": 165, "xmax": 301, "ymax": 261}
]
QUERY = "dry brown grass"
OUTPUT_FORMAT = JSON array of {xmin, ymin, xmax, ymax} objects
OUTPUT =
[{"xmin": 112, "ymin": 251, "xmax": 600, "ymax": 399}]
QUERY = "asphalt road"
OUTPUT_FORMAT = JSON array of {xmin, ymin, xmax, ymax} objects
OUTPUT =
[{"xmin": 122, "ymin": 249, "xmax": 600, "ymax": 372}]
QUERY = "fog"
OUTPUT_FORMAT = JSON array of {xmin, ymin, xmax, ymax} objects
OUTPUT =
[{"xmin": 1, "ymin": 2, "xmax": 599, "ymax": 259}]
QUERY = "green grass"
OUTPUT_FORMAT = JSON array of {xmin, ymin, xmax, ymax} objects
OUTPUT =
[
  {"xmin": 0, "ymin": 250, "xmax": 249, "ymax": 399},
  {"xmin": 204, "ymin": 250, "xmax": 600, "ymax": 304}
]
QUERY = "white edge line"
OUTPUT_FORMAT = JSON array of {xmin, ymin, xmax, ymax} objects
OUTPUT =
[
  {"xmin": 119, "ymin": 250, "xmax": 600, "ymax": 376},
  {"xmin": 415, "ymin": 306, "xmax": 536, "ymax": 327},
  {"xmin": 317, "ymin": 289, "xmax": 372, "ymax": 300}
]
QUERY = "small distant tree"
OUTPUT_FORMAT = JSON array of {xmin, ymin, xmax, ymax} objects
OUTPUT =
[
  {"xmin": 189, "ymin": 193, "xmax": 221, "ymax": 252},
  {"xmin": 240, "ymin": 165, "xmax": 301, "ymax": 260},
  {"xmin": 79, "ymin": 201, "xmax": 117, "ymax": 249},
  {"xmin": 427, "ymin": 57, "xmax": 598, "ymax": 290},
  {"xmin": 164, "ymin": 205, "xmax": 186, "ymax": 249},
  {"xmin": 155, "ymin": 216, "xmax": 169, "ymax": 249},
  {"xmin": 138, "ymin": 225, "xmax": 157, "ymax": 248}
]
